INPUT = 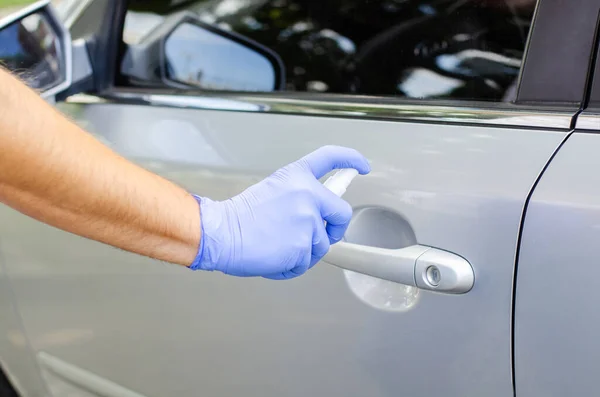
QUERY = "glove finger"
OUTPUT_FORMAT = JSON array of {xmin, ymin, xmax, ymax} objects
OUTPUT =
[
  {"xmin": 289, "ymin": 243, "xmax": 312, "ymax": 276},
  {"xmin": 263, "ymin": 265, "xmax": 308, "ymax": 280},
  {"xmin": 263, "ymin": 242, "xmax": 312, "ymax": 280},
  {"xmin": 310, "ymin": 220, "xmax": 330, "ymax": 269},
  {"xmin": 315, "ymin": 185, "xmax": 353, "ymax": 243},
  {"xmin": 298, "ymin": 145, "xmax": 371, "ymax": 179},
  {"xmin": 263, "ymin": 272, "xmax": 297, "ymax": 280}
]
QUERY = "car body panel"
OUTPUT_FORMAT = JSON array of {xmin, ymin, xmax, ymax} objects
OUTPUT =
[
  {"xmin": 514, "ymin": 132, "xmax": 600, "ymax": 397},
  {"xmin": 0, "ymin": 244, "xmax": 49, "ymax": 397},
  {"xmin": 0, "ymin": 99, "xmax": 566, "ymax": 396}
]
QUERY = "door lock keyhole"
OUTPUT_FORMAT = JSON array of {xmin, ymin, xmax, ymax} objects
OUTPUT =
[{"xmin": 426, "ymin": 265, "xmax": 441, "ymax": 287}]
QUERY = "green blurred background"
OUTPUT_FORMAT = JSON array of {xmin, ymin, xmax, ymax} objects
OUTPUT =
[
  {"xmin": 0, "ymin": 0, "xmax": 53, "ymax": 19},
  {"xmin": 0, "ymin": 0, "xmax": 36, "ymax": 7}
]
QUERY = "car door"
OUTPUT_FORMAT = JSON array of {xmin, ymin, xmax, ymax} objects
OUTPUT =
[
  {"xmin": 514, "ymin": 22, "xmax": 600, "ymax": 397},
  {"xmin": 0, "ymin": 0, "xmax": 597, "ymax": 396}
]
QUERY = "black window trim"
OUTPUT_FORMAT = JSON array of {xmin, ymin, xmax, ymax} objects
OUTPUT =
[
  {"xmin": 575, "ymin": 2, "xmax": 600, "ymax": 131},
  {"xmin": 517, "ymin": 0, "xmax": 600, "ymax": 107},
  {"xmin": 67, "ymin": 89, "xmax": 576, "ymax": 130}
]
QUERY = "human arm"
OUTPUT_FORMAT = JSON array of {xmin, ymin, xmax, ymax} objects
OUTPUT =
[
  {"xmin": 0, "ymin": 68, "xmax": 201, "ymax": 266},
  {"xmin": 0, "ymin": 68, "xmax": 370, "ymax": 278}
]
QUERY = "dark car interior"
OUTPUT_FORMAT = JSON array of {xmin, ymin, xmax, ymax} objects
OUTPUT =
[{"xmin": 125, "ymin": 0, "xmax": 536, "ymax": 101}]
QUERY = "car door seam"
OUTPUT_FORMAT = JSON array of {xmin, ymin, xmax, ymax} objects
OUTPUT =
[{"xmin": 510, "ymin": 128, "xmax": 575, "ymax": 397}]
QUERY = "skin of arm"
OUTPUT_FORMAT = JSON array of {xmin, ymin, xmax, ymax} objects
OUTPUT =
[{"xmin": 0, "ymin": 68, "xmax": 201, "ymax": 267}]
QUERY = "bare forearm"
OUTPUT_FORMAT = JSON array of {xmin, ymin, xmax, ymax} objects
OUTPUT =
[{"xmin": 0, "ymin": 69, "xmax": 200, "ymax": 266}]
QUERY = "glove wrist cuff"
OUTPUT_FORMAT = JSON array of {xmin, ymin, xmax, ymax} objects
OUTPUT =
[{"xmin": 190, "ymin": 194, "xmax": 221, "ymax": 271}]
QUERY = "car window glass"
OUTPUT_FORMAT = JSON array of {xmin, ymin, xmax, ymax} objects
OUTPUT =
[
  {"xmin": 121, "ymin": 0, "xmax": 538, "ymax": 102},
  {"xmin": 165, "ymin": 22, "xmax": 277, "ymax": 90}
]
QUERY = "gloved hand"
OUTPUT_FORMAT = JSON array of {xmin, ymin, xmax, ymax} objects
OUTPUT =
[{"xmin": 190, "ymin": 146, "xmax": 370, "ymax": 280}]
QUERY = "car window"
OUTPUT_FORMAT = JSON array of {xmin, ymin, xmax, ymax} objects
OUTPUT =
[{"xmin": 120, "ymin": 0, "xmax": 538, "ymax": 102}]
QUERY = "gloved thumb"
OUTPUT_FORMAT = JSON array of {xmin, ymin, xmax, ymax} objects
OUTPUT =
[{"xmin": 297, "ymin": 145, "xmax": 371, "ymax": 179}]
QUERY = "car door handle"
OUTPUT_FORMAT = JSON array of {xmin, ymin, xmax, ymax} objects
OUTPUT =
[{"xmin": 323, "ymin": 242, "xmax": 474, "ymax": 294}]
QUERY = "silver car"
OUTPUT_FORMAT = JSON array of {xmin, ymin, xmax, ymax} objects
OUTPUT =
[{"xmin": 0, "ymin": 0, "xmax": 599, "ymax": 396}]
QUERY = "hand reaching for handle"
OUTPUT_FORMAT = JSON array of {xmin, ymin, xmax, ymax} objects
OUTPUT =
[
  {"xmin": 0, "ymin": 70, "xmax": 368, "ymax": 273},
  {"xmin": 190, "ymin": 146, "xmax": 371, "ymax": 279}
]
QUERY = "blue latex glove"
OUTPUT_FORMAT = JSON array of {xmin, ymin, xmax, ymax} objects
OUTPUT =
[{"xmin": 190, "ymin": 146, "xmax": 370, "ymax": 280}]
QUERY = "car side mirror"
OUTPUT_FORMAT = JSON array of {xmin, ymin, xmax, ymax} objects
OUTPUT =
[
  {"xmin": 0, "ymin": 1, "xmax": 72, "ymax": 100},
  {"xmin": 121, "ymin": 12, "xmax": 285, "ymax": 92}
]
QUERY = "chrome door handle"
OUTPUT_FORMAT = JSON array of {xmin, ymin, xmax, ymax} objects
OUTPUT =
[{"xmin": 323, "ymin": 242, "xmax": 474, "ymax": 294}]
